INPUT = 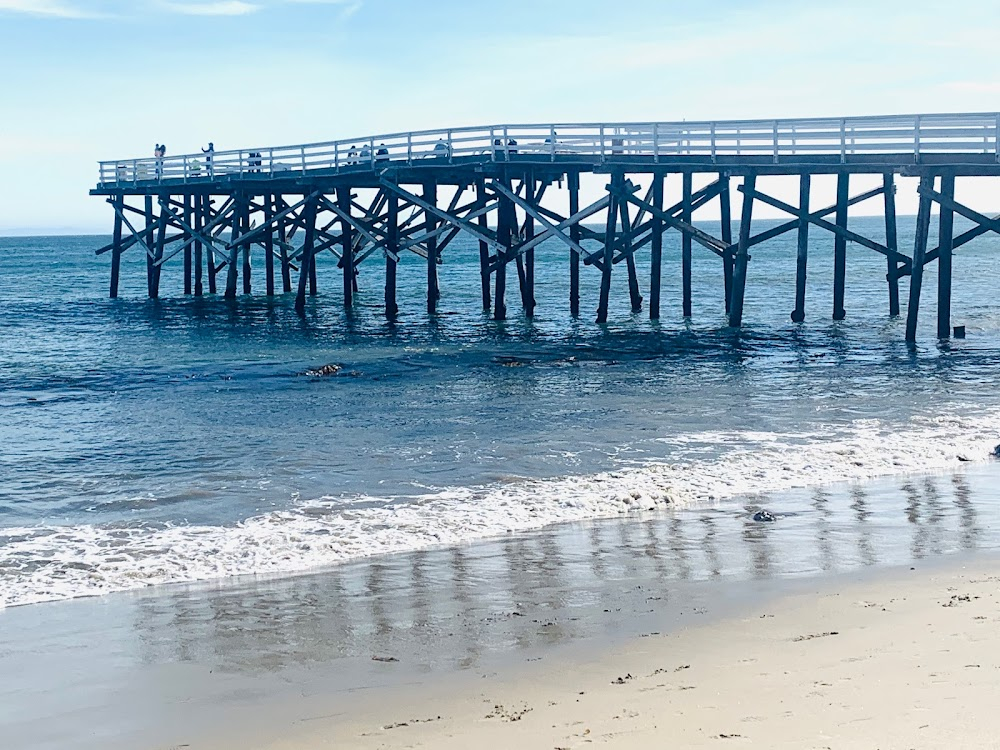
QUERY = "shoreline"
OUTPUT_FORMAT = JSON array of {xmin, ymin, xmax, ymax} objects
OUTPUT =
[{"xmin": 2, "ymin": 463, "xmax": 999, "ymax": 749}]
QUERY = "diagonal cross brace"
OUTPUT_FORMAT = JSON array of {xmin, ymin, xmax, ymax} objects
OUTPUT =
[{"xmin": 489, "ymin": 180, "xmax": 591, "ymax": 261}]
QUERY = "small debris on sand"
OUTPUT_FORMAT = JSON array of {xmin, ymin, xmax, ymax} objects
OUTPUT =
[{"xmin": 372, "ymin": 655, "xmax": 399, "ymax": 663}]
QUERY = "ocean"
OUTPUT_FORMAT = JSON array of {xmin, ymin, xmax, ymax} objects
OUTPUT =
[{"xmin": 2, "ymin": 214, "xmax": 1000, "ymax": 609}]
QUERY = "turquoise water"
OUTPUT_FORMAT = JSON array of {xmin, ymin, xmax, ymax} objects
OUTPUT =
[{"xmin": 2, "ymin": 214, "xmax": 1000, "ymax": 607}]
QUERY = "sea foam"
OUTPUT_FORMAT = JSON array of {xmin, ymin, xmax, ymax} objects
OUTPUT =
[{"xmin": 1, "ymin": 411, "xmax": 997, "ymax": 608}]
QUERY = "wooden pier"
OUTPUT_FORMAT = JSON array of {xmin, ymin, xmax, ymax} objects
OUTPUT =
[{"xmin": 91, "ymin": 113, "xmax": 1000, "ymax": 341}]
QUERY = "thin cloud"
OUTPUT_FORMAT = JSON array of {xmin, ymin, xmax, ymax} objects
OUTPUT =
[
  {"xmin": 0, "ymin": 0, "xmax": 100, "ymax": 18},
  {"xmin": 284, "ymin": 0, "xmax": 361, "ymax": 19},
  {"xmin": 159, "ymin": 0, "xmax": 259, "ymax": 15}
]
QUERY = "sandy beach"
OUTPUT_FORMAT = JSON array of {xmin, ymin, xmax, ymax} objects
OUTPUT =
[{"xmin": 256, "ymin": 556, "xmax": 1000, "ymax": 750}]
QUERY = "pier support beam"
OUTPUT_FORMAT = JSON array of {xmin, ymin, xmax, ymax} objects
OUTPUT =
[
  {"xmin": 597, "ymin": 173, "xmax": 620, "ymax": 324},
  {"xmin": 264, "ymin": 193, "xmax": 275, "ymax": 296},
  {"xmin": 620, "ymin": 182, "xmax": 641, "ymax": 313},
  {"xmin": 425, "ymin": 182, "xmax": 439, "ymax": 315},
  {"xmin": 833, "ymin": 173, "xmax": 849, "ymax": 321},
  {"xmin": 728, "ymin": 172, "xmax": 755, "ymax": 327},
  {"xmin": 720, "ymin": 174, "xmax": 733, "ymax": 314},
  {"xmin": 791, "ymin": 173, "xmax": 811, "ymax": 323},
  {"xmin": 883, "ymin": 173, "xmax": 900, "ymax": 316},
  {"xmin": 241, "ymin": 197, "xmax": 252, "ymax": 295},
  {"xmin": 340, "ymin": 187, "xmax": 354, "ymax": 308},
  {"xmin": 225, "ymin": 195, "xmax": 242, "ymax": 299},
  {"xmin": 109, "ymin": 195, "xmax": 123, "ymax": 299},
  {"xmin": 905, "ymin": 174, "xmax": 935, "ymax": 342},
  {"xmin": 279, "ymin": 201, "xmax": 291, "ymax": 293},
  {"xmin": 295, "ymin": 196, "xmax": 318, "ymax": 315},
  {"xmin": 144, "ymin": 196, "xmax": 154, "ymax": 298},
  {"xmin": 194, "ymin": 194, "xmax": 204, "ymax": 296},
  {"xmin": 385, "ymin": 193, "xmax": 399, "ymax": 320},
  {"xmin": 681, "ymin": 172, "xmax": 693, "ymax": 318},
  {"xmin": 183, "ymin": 195, "xmax": 193, "ymax": 295},
  {"xmin": 476, "ymin": 177, "xmax": 491, "ymax": 312},
  {"xmin": 569, "ymin": 171, "xmax": 581, "ymax": 317},
  {"xmin": 523, "ymin": 176, "xmax": 536, "ymax": 317},
  {"xmin": 494, "ymin": 178, "xmax": 513, "ymax": 321},
  {"xmin": 151, "ymin": 196, "xmax": 166, "ymax": 298},
  {"xmin": 937, "ymin": 172, "xmax": 955, "ymax": 339},
  {"xmin": 205, "ymin": 196, "xmax": 217, "ymax": 295},
  {"xmin": 649, "ymin": 174, "xmax": 664, "ymax": 320}
]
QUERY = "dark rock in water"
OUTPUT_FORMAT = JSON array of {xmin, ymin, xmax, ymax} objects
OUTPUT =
[
  {"xmin": 957, "ymin": 455, "xmax": 972, "ymax": 462},
  {"xmin": 303, "ymin": 363, "xmax": 343, "ymax": 377},
  {"xmin": 992, "ymin": 444, "xmax": 1000, "ymax": 459},
  {"xmin": 752, "ymin": 510, "xmax": 776, "ymax": 523}
]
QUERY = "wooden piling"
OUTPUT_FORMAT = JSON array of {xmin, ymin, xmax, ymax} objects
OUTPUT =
[
  {"xmin": 151, "ymin": 196, "xmax": 167, "ymax": 298},
  {"xmin": 225, "ymin": 195, "xmax": 242, "ymax": 299},
  {"xmin": 597, "ymin": 173, "xmax": 620, "ymax": 324},
  {"xmin": 905, "ymin": 174, "xmax": 935, "ymax": 342},
  {"xmin": 791, "ymin": 173, "xmax": 811, "ymax": 322},
  {"xmin": 728, "ymin": 172, "xmax": 755, "ymax": 327},
  {"xmin": 340, "ymin": 187, "xmax": 354, "ymax": 308},
  {"xmin": 832, "ymin": 172, "xmax": 849, "ymax": 321},
  {"xmin": 720, "ymin": 173, "xmax": 733, "ymax": 314},
  {"xmin": 649, "ymin": 174, "xmax": 664, "ymax": 320},
  {"xmin": 883, "ymin": 173, "xmax": 900, "ymax": 316},
  {"xmin": 110, "ymin": 195, "xmax": 123, "ymax": 299},
  {"xmin": 425, "ymin": 182, "xmax": 439, "ymax": 315},
  {"xmin": 494, "ymin": 179, "xmax": 512, "ymax": 321},
  {"xmin": 279, "ymin": 201, "xmax": 291, "ymax": 293},
  {"xmin": 193, "ymin": 193, "xmax": 204, "ymax": 296},
  {"xmin": 385, "ymin": 192, "xmax": 399, "ymax": 320},
  {"xmin": 476, "ymin": 176, "xmax": 491, "ymax": 312},
  {"xmin": 568, "ymin": 171, "xmax": 581, "ymax": 317},
  {"xmin": 620, "ymin": 183, "xmax": 641, "ymax": 313},
  {"xmin": 264, "ymin": 193, "xmax": 275, "ymax": 296},
  {"xmin": 295, "ymin": 196, "xmax": 318, "ymax": 315},
  {"xmin": 937, "ymin": 172, "xmax": 955, "ymax": 339},
  {"xmin": 144, "ymin": 195, "xmax": 154, "ymax": 298},
  {"xmin": 205, "ymin": 195, "xmax": 217, "ymax": 295},
  {"xmin": 523, "ymin": 176, "xmax": 536, "ymax": 317},
  {"xmin": 183, "ymin": 194, "xmax": 193, "ymax": 295},
  {"xmin": 241, "ymin": 197, "xmax": 252, "ymax": 295},
  {"xmin": 681, "ymin": 172, "xmax": 693, "ymax": 318}
]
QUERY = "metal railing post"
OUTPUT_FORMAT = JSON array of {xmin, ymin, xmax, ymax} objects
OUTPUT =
[
  {"xmin": 914, "ymin": 115, "xmax": 922, "ymax": 163},
  {"xmin": 710, "ymin": 122, "xmax": 717, "ymax": 163},
  {"xmin": 448, "ymin": 130, "xmax": 453, "ymax": 163},
  {"xmin": 407, "ymin": 133, "xmax": 413, "ymax": 164},
  {"xmin": 300, "ymin": 146, "xmax": 307, "ymax": 173},
  {"xmin": 653, "ymin": 122, "xmax": 660, "ymax": 163},
  {"xmin": 550, "ymin": 124, "xmax": 556, "ymax": 161},
  {"xmin": 840, "ymin": 119, "xmax": 847, "ymax": 163},
  {"xmin": 268, "ymin": 148, "xmax": 274, "ymax": 176},
  {"xmin": 995, "ymin": 113, "xmax": 1000, "ymax": 163},
  {"xmin": 773, "ymin": 120, "xmax": 779, "ymax": 163},
  {"xmin": 600, "ymin": 125, "xmax": 606, "ymax": 161}
]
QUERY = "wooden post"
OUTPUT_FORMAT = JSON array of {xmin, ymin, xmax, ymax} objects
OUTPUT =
[
  {"xmin": 241, "ymin": 196, "xmax": 252, "ymax": 295},
  {"xmin": 620, "ymin": 183, "xmax": 642, "ymax": 313},
  {"xmin": 833, "ymin": 172, "xmax": 849, "ymax": 321},
  {"xmin": 295, "ymin": 196, "xmax": 317, "ymax": 315},
  {"xmin": 279, "ymin": 199, "xmax": 291, "ymax": 293},
  {"xmin": 425, "ymin": 182, "xmax": 439, "ymax": 315},
  {"xmin": 681, "ymin": 171, "xmax": 693, "ymax": 318},
  {"xmin": 884, "ymin": 173, "xmax": 900, "ymax": 316},
  {"xmin": 720, "ymin": 173, "xmax": 733, "ymax": 313},
  {"xmin": 728, "ymin": 172, "xmax": 755, "ymax": 327},
  {"xmin": 597, "ymin": 173, "xmax": 619, "ymax": 324},
  {"xmin": 144, "ymin": 195, "xmax": 154, "ymax": 297},
  {"xmin": 905, "ymin": 173, "xmax": 935, "ymax": 342},
  {"xmin": 791, "ymin": 173, "xmax": 811, "ymax": 322},
  {"xmin": 151, "ymin": 195, "xmax": 167, "ymax": 298},
  {"xmin": 524, "ymin": 174, "xmax": 536, "ymax": 317},
  {"xmin": 937, "ymin": 172, "xmax": 955, "ymax": 338},
  {"xmin": 649, "ymin": 174, "xmax": 664, "ymax": 320},
  {"xmin": 194, "ymin": 193, "xmax": 204, "ymax": 296},
  {"xmin": 340, "ymin": 187, "xmax": 354, "ymax": 308},
  {"xmin": 183, "ymin": 194, "xmax": 193, "ymax": 295},
  {"xmin": 476, "ymin": 176, "xmax": 491, "ymax": 312},
  {"xmin": 205, "ymin": 195, "xmax": 217, "ymax": 295},
  {"xmin": 494, "ymin": 179, "xmax": 511, "ymax": 321},
  {"xmin": 264, "ymin": 193, "xmax": 275, "ymax": 296},
  {"xmin": 225, "ymin": 194, "xmax": 242, "ymax": 299},
  {"xmin": 569, "ymin": 171, "xmax": 581, "ymax": 317},
  {"xmin": 110, "ymin": 195, "xmax": 123, "ymax": 299},
  {"xmin": 385, "ymin": 192, "xmax": 399, "ymax": 320}
]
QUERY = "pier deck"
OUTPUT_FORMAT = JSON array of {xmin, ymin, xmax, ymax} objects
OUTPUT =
[{"xmin": 91, "ymin": 113, "xmax": 1000, "ymax": 340}]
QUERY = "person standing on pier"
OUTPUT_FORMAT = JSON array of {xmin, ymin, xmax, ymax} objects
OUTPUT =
[
  {"xmin": 202, "ymin": 142, "xmax": 215, "ymax": 178},
  {"xmin": 154, "ymin": 144, "xmax": 165, "ymax": 179}
]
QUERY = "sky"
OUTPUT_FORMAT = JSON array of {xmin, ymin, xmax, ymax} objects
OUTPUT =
[{"xmin": 1, "ymin": 0, "xmax": 999, "ymax": 233}]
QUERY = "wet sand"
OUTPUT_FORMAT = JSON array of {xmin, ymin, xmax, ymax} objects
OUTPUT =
[
  {"xmin": 2, "ymin": 464, "xmax": 999, "ymax": 749},
  {"xmin": 282, "ymin": 556, "xmax": 1000, "ymax": 749}
]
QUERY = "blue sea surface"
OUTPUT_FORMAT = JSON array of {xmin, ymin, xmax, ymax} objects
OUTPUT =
[{"xmin": 1, "ymin": 213, "xmax": 999, "ymax": 606}]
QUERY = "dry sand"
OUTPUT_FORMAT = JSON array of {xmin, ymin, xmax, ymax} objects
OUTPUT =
[{"xmin": 254, "ymin": 558, "xmax": 1000, "ymax": 750}]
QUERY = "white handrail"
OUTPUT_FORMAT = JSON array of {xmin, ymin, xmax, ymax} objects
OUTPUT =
[{"xmin": 96, "ymin": 112, "xmax": 1000, "ymax": 186}]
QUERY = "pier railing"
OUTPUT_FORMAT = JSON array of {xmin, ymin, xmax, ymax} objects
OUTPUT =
[{"xmin": 98, "ymin": 112, "xmax": 1000, "ymax": 186}]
